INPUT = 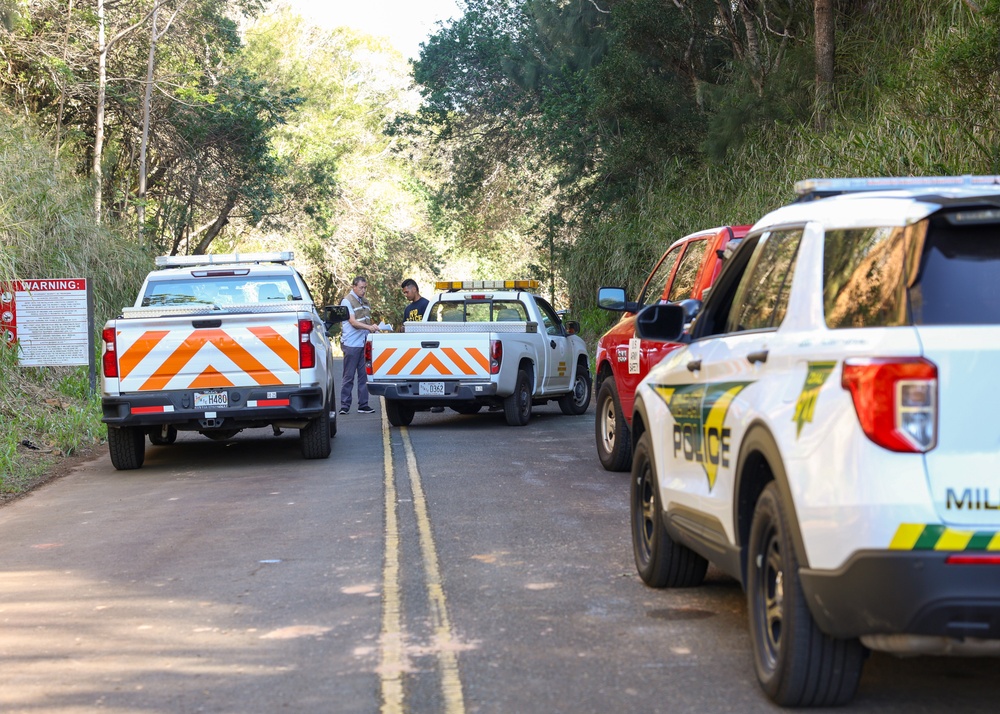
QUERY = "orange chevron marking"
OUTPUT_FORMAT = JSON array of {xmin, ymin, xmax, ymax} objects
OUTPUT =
[
  {"xmin": 248, "ymin": 326, "xmax": 298, "ymax": 371},
  {"xmin": 466, "ymin": 347, "xmax": 489, "ymax": 372},
  {"xmin": 442, "ymin": 347, "xmax": 477, "ymax": 375},
  {"xmin": 387, "ymin": 348, "xmax": 420, "ymax": 376},
  {"xmin": 189, "ymin": 364, "xmax": 236, "ymax": 389},
  {"xmin": 373, "ymin": 347, "xmax": 397, "ymax": 374},
  {"xmin": 119, "ymin": 330, "xmax": 170, "ymax": 378},
  {"xmin": 139, "ymin": 329, "xmax": 280, "ymax": 391},
  {"xmin": 412, "ymin": 352, "xmax": 450, "ymax": 376}
]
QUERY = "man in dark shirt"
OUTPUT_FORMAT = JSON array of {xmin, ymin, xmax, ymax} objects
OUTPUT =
[
  {"xmin": 401, "ymin": 279, "xmax": 429, "ymax": 331},
  {"xmin": 400, "ymin": 279, "xmax": 443, "ymax": 412}
]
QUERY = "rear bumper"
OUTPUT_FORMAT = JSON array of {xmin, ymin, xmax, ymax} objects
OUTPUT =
[
  {"xmin": 102, "ymin": 386, "xmax": 326, "ymax": 430},
  {"xmin": 800, "ymin": 550, "xmax": 1000, "ymax": 639},
  {"xmin": 368, "ymin": 380, "xmax": 499, "ymax": 402}
]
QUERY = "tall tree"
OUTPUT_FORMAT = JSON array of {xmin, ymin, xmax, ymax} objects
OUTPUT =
[{"xmin": 814, "ymin": 0, "xmax": 835, "ymax": 130}]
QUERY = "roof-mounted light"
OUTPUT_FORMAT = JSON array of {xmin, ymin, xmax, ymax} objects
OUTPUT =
[
  {"xmin": 795, "ymin": 175, "xmax": 1000, "ymax": 197},
  {"xmin": 155, "ymin": 251, "xmax": 293, "ymax": 268},
  {"xmin": 435, "ymin": 279, "xmax": 540, "ymax": 291}
]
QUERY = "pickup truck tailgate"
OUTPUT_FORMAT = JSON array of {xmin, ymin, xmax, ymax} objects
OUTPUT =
[
  {"xmin": 371, "ymin": 336, "xmax": 491, "ymax": 379},
  {"xmin": 114, "ymin": 312, "xmax": 300, "ymax": 392}
]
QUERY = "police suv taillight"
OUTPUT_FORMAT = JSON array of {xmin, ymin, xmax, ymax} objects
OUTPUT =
[
  {"xmin": 298, "ymin": 319, "xmax": 315, "ymax": 369},
  {"xmin": 841, "ymin": 357, "xmax": 937, "ymax": 453},
  {"xmin": 102, "ymin": 327, "xmax": 118, "ymax": 378},
  {"xmin": 490, "ymin": 338, "xmax": 502, "ymax": 375}
]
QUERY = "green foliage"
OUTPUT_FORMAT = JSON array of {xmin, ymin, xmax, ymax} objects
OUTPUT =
[{"xmin": 0, "ymin": 112, "xmax": 146, "ymax": 495}]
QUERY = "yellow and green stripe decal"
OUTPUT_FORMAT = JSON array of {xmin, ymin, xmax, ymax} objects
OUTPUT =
[{"xmin": 889, "ymin": 524, "xmax": 1000, "ymax": 551}]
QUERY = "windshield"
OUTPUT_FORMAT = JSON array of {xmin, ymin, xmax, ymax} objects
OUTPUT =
[{"xmin": 141, "ymin": 277, "xmax": 302, "ymax": 307}]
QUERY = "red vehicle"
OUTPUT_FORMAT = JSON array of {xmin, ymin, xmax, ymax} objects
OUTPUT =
[{"xmin": 593, "ymin": 225, "xmax": 751, "ymax": 471}]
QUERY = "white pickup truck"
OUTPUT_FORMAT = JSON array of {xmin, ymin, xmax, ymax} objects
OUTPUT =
[
  {"xmin": 365, "ymin": 280, "xmax": 591, "ymax": 426},
  {"xmin": 100, "ymin": 252, "xmax": 348, "ymax": 470}
]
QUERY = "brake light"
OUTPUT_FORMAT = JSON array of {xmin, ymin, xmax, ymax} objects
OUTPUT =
[
  {"xmin": 490, "ymin": 338, "xmax": 502, "ymax": 375},
  {"xmin": 102, "ymin": 327, "xmax": 118, "ymax": 378},
  {"xmin": 298, "ymin": 319, "xmax": 315, "ymax": 369},
  {"xmin": 841, "ymin": 357, "xmax": 937, "ymax": 452},
  {"xmin": 365, "ymin": 339, "xmax": 373, "ymax": 375},
  {"xmin": 946, "ymin": 554, "xmax": 1000, "ymax": 565}
]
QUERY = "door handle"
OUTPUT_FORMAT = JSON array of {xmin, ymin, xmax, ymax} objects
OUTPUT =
[
  {"xmin": 192, "ymin": 319, "xmax": 222, "ymax": 328},
  {"xmin": 686, "ymin": 359, "xmax": 702, "ymax": 372},
  {"xmin": 747, "ymin": 350, "xmax": 769, "ymax": 365},
  {"xmin": 421, "ymin": 341, "xmax": 439, "ymax": 348},
  {"xmin": 550, "ymin": 340, "xmax": 556, "ymax": 349}
]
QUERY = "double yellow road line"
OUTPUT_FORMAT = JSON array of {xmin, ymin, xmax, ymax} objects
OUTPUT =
[{"xmin": 379, "ymin": 408, "xmax": 466, "ymax": 714}]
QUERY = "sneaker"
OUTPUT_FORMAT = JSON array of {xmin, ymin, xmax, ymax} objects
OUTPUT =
[
  {"xmin": 357, "ymin": 405, "xmax": 376, "ymax": 414},
  {"xmin": 338, "ymin": 407, "xmax": 349, "ymax": 415}
]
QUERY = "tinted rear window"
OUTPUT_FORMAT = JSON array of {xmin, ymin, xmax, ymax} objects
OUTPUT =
[{"xmin": 824, "ymin": 216, "xmax": 1000, "ymax": 327}]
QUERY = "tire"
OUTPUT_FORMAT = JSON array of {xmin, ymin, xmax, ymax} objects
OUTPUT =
[
  {"xmin": 503, "ymin": 369, "xmax": 532, "ymax": 426},
  {"xmin": 108, "ymin": 426, "xmax": 145, "ymax": 471},
  {"xmin": 451, "ymin": 404, "xmax": 482, "ymax": 415},
  {"xmin": 330, "ymin": 409, "xmax": 338, "ymax": 437},
  {"xmin": 385, "ymin": 399, "xmax": 414, "ymax": 427},
  {"xmin": 300, "ymin": 404, "xmax": 332, "ymax": 459},
  {"xmin": 595, "ymin": 380, "xmax": 631, "ymax": 472},
  {"xmin": 558, "ymin": 363, "xmax": 592, "ymax": 415},
  {"xmin": 747, "ymin": 483, "xmax": 865, "ymax": 706},
  {"xmin": 148, "ymin": 425, "xmax": 177, "ymax": 446},
  {"xmin": 630, "ymin": 432, "xmax": 708, "ymax": 588}
]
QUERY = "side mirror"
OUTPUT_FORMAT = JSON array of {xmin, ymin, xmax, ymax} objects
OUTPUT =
[
  {"xmin": 597, "ymin": 286, "xmax": 639, "ymax": 313},
  {"xmin": 564, "ymin": 320, "xmax": 580, "ymax": 336},
  {"xmin": 323, "ymin": 305, "xmax": 349, "ymax": 325},
  {"xmin": 635, "ymin": 303, "xmax": 686, "ymax": 342}
]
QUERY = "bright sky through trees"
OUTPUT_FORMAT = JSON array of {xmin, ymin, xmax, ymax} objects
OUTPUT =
[{"xmin": 274, "ymin": 0, "xmax": 462, "ymax": 58}]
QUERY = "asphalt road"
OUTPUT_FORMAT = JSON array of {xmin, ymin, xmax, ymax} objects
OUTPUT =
[{"xmin": 1, "ymin": 388, "xmax": 998, "ymax": 713}]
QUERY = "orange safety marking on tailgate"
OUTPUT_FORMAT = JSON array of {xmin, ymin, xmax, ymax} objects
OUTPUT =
[
  {"xmin": 373, "ymin": 347, "xmax": 398, "ymax": 374},
  {"xmin": 248, "ymin": 326, "xmax": 298, "ymax": 371},
  {"xmin": 441, "ymin": 347, "xmax": 476, "ymax": 375},
  {"xmin": 466, "ymin": 347, "xmax": 489, "ymax": 372},
  {"xmin": 140, "ymin": 329, "xmax": 279, "ymax": 391},
  {"xmin": 387, "ymin": 348, "xmax": 421, "ymax": 376},
  {"xmin": 189, "ymin": 364, "xmax": 236, "ymax": 389},
  {"xmin": 119, "ymin": 330, "xmax": 170, "ymax": 378},
  {"xmin": 412, "ymin": 352, "xmax": 451, "ymax": 376}
]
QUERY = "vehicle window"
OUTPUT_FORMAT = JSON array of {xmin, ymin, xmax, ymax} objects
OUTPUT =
[
  {"xmin": 493, "ymin": 302, "xmax": 527, "ymax": 321},
  {"xmin": 692, "ymin": 235, "xmax": 762, "ymax": 339},
  {"xmin": 727, "ymin": 229, "xmax": 803, "ymax": 333},
  {"xmin": 534, "ymin": 297, "xmax": 563, "ymax": 336},
  {"xmin": 142, "ymin": 278, "xmax": 299, "ymax": 307},
  {"xmin": 823, "ymin": 226, "xmax": 910, "ymax": 328},
  {"xmin": 465, "ymin": 303, "xmax": 492, "ymax": 322},
  {"xmin": 910, "ymin": 216, "xmax": 1000, "ymax": 325},
  {"xmin": 638, "ymin": 243, "xmax": 683, "ymax": 307},
  {"xmin": 667, "ymin": 240, "xmax": 708, "ymax": 302},
  {"xmin": 428, "ymin": 303, "xmax": 465, "ymax": 322}
]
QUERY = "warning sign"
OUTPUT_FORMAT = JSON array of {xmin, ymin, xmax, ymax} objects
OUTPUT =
[{"xmin": 1, "ymin": 279, "xmax": 91, "ymax": 367}]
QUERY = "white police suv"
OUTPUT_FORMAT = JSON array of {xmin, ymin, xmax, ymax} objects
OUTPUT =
[{"xmin": 630, "ymin": 176, "xmax": 1000, "ymax": 706}]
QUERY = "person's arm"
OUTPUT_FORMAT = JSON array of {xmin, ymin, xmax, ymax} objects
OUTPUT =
[{"xmin": 346, "ymin": 303, "xmax": 378, "ymax": 333}]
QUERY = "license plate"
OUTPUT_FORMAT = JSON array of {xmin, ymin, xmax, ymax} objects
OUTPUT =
[
  {"xmin": 418, "ymin": 382, "xmax": 445, "ymax": 396},
  {"xmin": 194, "ymin": 391, "xmax": 228, "ymax": 409}
]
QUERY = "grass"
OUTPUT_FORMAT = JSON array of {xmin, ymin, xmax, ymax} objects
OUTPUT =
[{"xmin": 0, "ymin": 113, "xmax": 151, "ymax": 497}]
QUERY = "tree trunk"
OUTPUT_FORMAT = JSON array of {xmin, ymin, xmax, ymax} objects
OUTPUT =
[
  {"xmin": 193, "ymin": 192, "xmax": 238, "ymax": 255},
  {"xmin": 814, "ymin": 0, "xmax": 835, "ymax": 132},
  {"xmin": 54, "ymin": 0, "xmax": 74, "ymax": 169},
  {"xmin": 93, "ymin": 0, "xmax": 106, "ymax": 221},
  {"xmin": 138, "ymin": 2, "xmax": 160, "ymax": 233}
]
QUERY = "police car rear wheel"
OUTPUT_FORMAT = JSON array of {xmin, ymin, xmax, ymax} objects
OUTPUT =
[
  {"xmin": 385, "ymin": 399, "xmax": 414, "ymax": 427},
  {"xmin": 747, "ymin": 483, "xmax": 865, "ymax": 706},
  {"xmin": 630, "ymin": 432, "xmax": 708, "ymax": 588},
  {"xmin": 108, "ymin": 426, "xmax": 145, "ymax": 470},
  {"xmin": 300, "ymin": 403, "xmax": 332, "ymax": 459},
  {"xmin": 595, "ymin": 380, "xmax": 631, "ymax": 472},
  {"xmin": 504, "ymin": 370, "xmax": 532, "ymax": 426}
]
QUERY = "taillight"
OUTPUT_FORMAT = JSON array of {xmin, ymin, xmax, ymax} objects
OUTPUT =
[
  {"xmin": 490, "ymin": 338, "xmax": 502, "ymax": 375},
  {"xmin": 365, "ymin": 339, "xmax": 373, "ymax": 375},
  {"xmin": 298, "ymin": 319, "xmax": 315, "ymax": 369},
  {"xmin": 102, "ymin": 327, "xmax": 118, "ymax": 378},
  {"xmin": 841, "ymin": 357, "xmax": 937, "ymax": 452}
]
